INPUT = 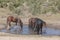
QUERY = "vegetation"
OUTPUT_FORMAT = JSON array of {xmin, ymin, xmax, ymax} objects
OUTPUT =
[{"xmin": 0, "ymin": 0, "xmax": 60, "ymax": 15}]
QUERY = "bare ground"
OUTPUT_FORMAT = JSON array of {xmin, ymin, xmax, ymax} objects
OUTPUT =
[
  {"xmin": 0, "ymin": 32, "xmax": 60, "ymax": 40},
  {"xmin": 0, "ymin": 36, "xmax": 60, "ymax": 40}
]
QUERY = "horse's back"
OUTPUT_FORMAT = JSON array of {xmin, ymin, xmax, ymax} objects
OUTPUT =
[
  {"xmin": 7, "ymin": 16, "xmax": 14, "ymax": 21},
  {"xmin": 7, "ymin": 16, "xmax": 18, "ymax": 22}
]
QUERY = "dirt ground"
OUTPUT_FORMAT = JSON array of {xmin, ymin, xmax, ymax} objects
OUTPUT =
[
  {"xmin": 0, "ymin": 32, "xmax": 59, "ymax": 40},
  {"xmin": 0, "ymin": 36, "xmax": 60, "ymax": 40}
]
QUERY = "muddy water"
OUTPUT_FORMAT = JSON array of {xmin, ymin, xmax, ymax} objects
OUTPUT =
[{"xmin": 0, "ymin": 25, "xmax": 60, "ymax": 36}]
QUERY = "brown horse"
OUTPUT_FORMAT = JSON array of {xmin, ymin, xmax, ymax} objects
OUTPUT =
[
  {"xmin": 28, "ymin": 18, "xmax": 46, "ymax": 34},
  {"xmin": 7, "ymin": 16, "xmax": 23, "ymax": 30},
  {"xmin": 29, "ymin": 18, "xmax": 36, "ymax": 29}
]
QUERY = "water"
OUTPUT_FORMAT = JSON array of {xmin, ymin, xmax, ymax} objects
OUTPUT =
[
  {"xmin": 43, "ymin": 28, "xmax": 60, "ymax": 36},
  {"xmin": 0, "ymin": 25, "xmax": 60, "ymax": 36}
]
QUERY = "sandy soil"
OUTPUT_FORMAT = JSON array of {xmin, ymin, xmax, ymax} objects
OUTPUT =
[
  {"xmin": 0, "ymin": 36, "xmax": 60, "ymax": 40},
  {"xmin": 0, "ymin": 32, "xmax": 59, "ymax": 40}
]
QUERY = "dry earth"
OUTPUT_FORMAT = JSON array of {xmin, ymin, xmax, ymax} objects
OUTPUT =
[
  {"xmin": 0, "ymin": 36, "xmax": 60, "ymax": 40},
  {"xmin": 0, "ymin": 32, "xmax": 60, "ymax": 40}
]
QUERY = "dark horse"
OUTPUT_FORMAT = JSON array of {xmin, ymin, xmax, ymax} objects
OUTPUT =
[
  {"xmin": 7, "ymin": 16, "xmax": 23, "ymax": 30},
  {"xmin": 28, "ymin": 18, "xmax": 46, "ymax": 34}
]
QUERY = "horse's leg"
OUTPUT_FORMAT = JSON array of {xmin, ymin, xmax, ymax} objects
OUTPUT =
[
  {"xmin": 16, "ymin": 21, "xmax": 17, "ymax": 25},
  {"xmin": 19, "ymin": 20, "xmax": 23, "ymax": 30},
  {"xmin": 40, "ymin": 23, "xmax": 43, "ymax": 34},
  {"xmin": 36, "ymin": 24, "xmax": 40, "ymax": 34},
  {"xmin": 33, "ymin": 21, "xmax": 36, "ymax": 31},
  {"xmin": 9, "ymin": 21, "xmax": 11, "ymax": 26},
  {"xmin": 32, "ymin": 22, "xmax": 35, "ymax": 30},
  {"xmin": 40, "ymin": 26, "xmax": 42, "ymax": 34},
  {"xmin": 20, "ymin": 22, "xmax": 23, "ymax": 30},
  {"xmin": 7, "ymin": 21, "xmax": 11, "ymax": 30}
]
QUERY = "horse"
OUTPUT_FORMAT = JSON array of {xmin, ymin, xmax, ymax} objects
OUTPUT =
[
  {"xmin": 7, "ymin": 16, "xmax": 23, "ymax": 30},
  {"xmin": 29, "ymin": 18, "xmax": 36, "ymax": 29},
  {"xmin": 28, "ymin": 18, "xmax": 46, "ymax": 34}
]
